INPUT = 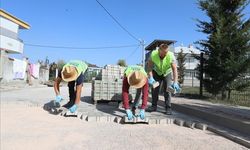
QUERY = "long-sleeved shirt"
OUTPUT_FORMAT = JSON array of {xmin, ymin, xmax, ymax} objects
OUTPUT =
[{"xmin": 122, "ymin": 76, "xmax": 149, "ymax": 109}]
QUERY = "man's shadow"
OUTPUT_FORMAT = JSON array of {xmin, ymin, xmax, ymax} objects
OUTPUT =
[
  {"xmin": 80, "ymin": 94, "xmax": 130, "ymax": 118},
  {"xmin": 43, "ymin": 100, "xmax": 64, "ymax": 115}
]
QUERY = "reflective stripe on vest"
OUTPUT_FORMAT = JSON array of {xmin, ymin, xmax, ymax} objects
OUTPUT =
[
  {"xmin": 150, "ymin": 50, "xmax": 174, "ymax": 76},
  {"xmin": 124, "ymin": 65, "xmax": 147, "ymax": 77},
  {"xmin": 64, "ymin": 60, "xmax": 88, "ymax": 77}
]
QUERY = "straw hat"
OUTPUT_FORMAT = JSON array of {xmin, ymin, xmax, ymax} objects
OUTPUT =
[
  {"xmin": 127, "ymin": 71, "xmax": 147, "ymax": 88},
  {"xmin": 61, "ymin": 66, "xmax": 78, "ymax": 82}
]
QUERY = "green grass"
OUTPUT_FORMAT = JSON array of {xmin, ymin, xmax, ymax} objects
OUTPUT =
[{"xmin": 180, "ymin": 86, "xmax": 250, "ymax": 107}]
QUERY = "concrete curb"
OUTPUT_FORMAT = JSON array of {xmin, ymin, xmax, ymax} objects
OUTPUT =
[
  {"xmin": 172, "ymin": 103, "xmax": 250, "ymax": 148},
  {"xmin": 172, "ymin": 103, "xmax": 250, "ymax": 135},
  {"xmin": 43, "ymin": 102, "xmax": 250, "ymax": 148},
  {"xmin": 207, "ymin": 126, "xmax": 250, "ymax": 148}
]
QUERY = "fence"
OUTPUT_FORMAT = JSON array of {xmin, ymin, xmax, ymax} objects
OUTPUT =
[{"xmin": 181, "ymin": 84, "xmax": 250, "ymax": 107}]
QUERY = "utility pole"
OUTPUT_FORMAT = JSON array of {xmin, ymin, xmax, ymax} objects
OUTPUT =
[{"xmin": 141, "ymin": 40, "xmax": 145, "ymax": 68}]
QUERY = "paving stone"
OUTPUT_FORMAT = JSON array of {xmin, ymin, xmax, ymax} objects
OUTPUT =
[
  {"xmin": 158, "ymin": 118, "xmax": 168, "ymax": 124},
  {"xmin": 184, "ymin": 121, "xmax": 195, "ymax": 129},
  {"xmin": 77, "ymin": 112, "xmax": 83, "ymax": 119},
  {"xmin": 195, "ymin": 123, "xmax": 207, "ymax": 131},
  {"xmin": 136, "ymin": 117, "xmax": 149, "ymax": 123},
  {"xmin": 174, "ymin": 118, "xmax": 184, "ymax": 126},
  {"xmin": 87, "ymin": 116, "xmax": 97, "ymax": 122},
  {"xmin": 166, "ymin": 118, "xmax": 174, "ymax": 124},
  {"xmin": 98, "ymin": 116, "xmax": 109, "ymax": 122},
  {"xmin": 107, "ymin": 116, "xmax": 116, "ymax": 122},
  {"xmin": 148, "ymin": 118, "xmax": 158, "ymax": 124},
  {"xmin": 123, "ymin": 116, "xmax": 136, "ymax": 123},
  {"xmin": 80, "ymin": 114, "xmax": 88, "ymax": 121},
  {"xmin": 114, "ymin": 117, "xmax": 122, "ymax": 123}
]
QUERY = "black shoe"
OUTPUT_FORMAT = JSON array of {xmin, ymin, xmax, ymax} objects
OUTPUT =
[
  {"xmin": 165, "ymin": 108, "xmax": 172, "ymax": 115},
  {"xmin": 62, "ymin": 101, "xmax": 74, "ymax": 109},
  {"xmin": 146, "ymin": 106, "xmax": 157, "ymax": 112}
]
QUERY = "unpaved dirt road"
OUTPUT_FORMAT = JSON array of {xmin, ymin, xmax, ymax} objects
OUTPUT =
[{"xmin": 0, "ymin": 85, "xmax": 248, "ymax": 150}]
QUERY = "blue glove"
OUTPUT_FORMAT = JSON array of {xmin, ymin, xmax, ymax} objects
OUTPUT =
[
  {"xmin": 139, "ymin": 109, "xmax": 145, "ymax": 119},
  {"xmin": 148, "ymin": 76, "xmax": 156, "ymax": 85},
  {"xmin": 126, "ymin": 109, "xmax": 134, "ymax": 120},
  {"xmin": 172, "ymin": 82, "xmax": 180, "ymax": 93},
  {"xmin": 69, "ymin": 104, "xmax": 78, "ymax": 113},
  {"xmin": 55, "ymin": 95, "xmax": 63, "ymax": 103}
]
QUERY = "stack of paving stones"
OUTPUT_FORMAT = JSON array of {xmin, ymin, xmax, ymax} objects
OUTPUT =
[{"xmin": 92, "ymin": 65, "xmax": 137, "ymax": 103}]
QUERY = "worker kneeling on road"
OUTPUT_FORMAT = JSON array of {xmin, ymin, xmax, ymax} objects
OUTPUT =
[
  {"xmin": 53, "ymin": 60, "xmax": 88, "ymax": 113},
  {"xmin": 146, "ymin": 43, "xmax": 180, "ymax": 115},
  {"xmin": 122, "ymin": 65, "xmax": 149, "ymax": 120}
]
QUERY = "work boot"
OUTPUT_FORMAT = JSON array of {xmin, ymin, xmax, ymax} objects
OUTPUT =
[
  {"xmin": 146, "ymin": 106, "xmax": 157, "ymax": 112},
  {"xmin": 165, "ymin": 107, "xmax": 172, "ymax": 115}
]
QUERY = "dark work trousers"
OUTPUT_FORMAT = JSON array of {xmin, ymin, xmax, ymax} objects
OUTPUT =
[
  {"xmin": 133, "ymin": 88, "xmax": 142, "ymax": 108},
  {"xmin": 68, "ymin": 81, "xmax": 76, "ymax": 105},
  {"xmin": 151, "ymin": 70, "xmax": 172, "ymax": 109}
]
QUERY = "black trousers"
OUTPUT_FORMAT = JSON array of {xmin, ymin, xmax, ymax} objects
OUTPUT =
[
  {"xmin": 151, "ymin": 70, "xmax": 172, "ymax": 109},
  {"xmin": 68, "ymin": 81, "xmax": 76, "ymax": 105}
]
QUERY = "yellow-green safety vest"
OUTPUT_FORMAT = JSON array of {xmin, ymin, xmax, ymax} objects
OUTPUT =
[
  {"xmin": 64, "ymin": 60, "xmax": 88, "ymax": 77},
  {"xmin": 124, "ymin": 65, "xmax": 147, "ymax": 77},
  {"xmin": 150, "ymin": 49, "xmax": 174, "ymax": 76}
]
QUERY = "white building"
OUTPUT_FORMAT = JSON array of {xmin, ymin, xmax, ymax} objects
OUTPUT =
[
  {"xmin": 0, "ymin": 9, "xmax": 30, "ymax": 53},
  {"xmin": 174, "ymin": 45, "xmax": 201, "ymax": 87},
  {"xmin": 145, "ymin": 40, "xmax": 201, "ymax": 87},
  {"xmin": 0, "ymin": 9, "xmax": 30, "ymax": 82}
]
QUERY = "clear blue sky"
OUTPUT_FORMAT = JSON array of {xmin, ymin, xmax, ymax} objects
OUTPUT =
[{"xmin": 1, "ymin": 0, "xmax": 250, "ymax": 66}]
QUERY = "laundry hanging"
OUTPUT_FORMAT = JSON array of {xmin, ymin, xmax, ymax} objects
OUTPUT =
[{"xmin": 13, "ymin": 59, "xmax": 27, "ymax": 79}]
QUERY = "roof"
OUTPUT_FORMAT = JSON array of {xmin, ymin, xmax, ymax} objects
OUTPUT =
[
  {"xmin": 0, "ymin": 9, "xmax": 30, "ymax": 29},
  {"xmin": 174, "ymin": 45, "xmax": 201, "ymax": 55},
  {"xmin": 145, "ymin": 39, "xmax": 176, "ymax": 51}
]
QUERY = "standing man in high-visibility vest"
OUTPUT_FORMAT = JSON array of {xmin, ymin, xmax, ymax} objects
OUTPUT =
[
  {"xmin": 122, "ymin": 65, "xmax": 149, "ymax": 120},
  {"xmin": 146, "ymin": 44, "xmax": 180, "ymax": 115},
  {"xmin": 53, "ymin": 60, "xmax": 88, "ymax": 113}
]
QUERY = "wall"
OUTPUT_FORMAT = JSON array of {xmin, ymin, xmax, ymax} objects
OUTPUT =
[
  {"xmin": 0, "ymin": 51, "xmax": 14, "ymax": 82},
  {"xmin": 0, "ymin": 52, "xmax": 49, "ymax": 84},
  {"xmin": 0, "ymin": 17, "xmax": 18, "ymax": 33},
  {"xmin": 39, "ymin": 67, "xmax": 49, "ymax": 84},
  {"xmin": 0, "ymin": 35, "xmax": 24, "ymax": 53}
]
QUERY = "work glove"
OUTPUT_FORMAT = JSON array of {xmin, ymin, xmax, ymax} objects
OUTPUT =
[
  {"xmin": 55, "ymin": 95, "xmax": 63, "ymax": 103},
  {"xmin": 126, "ymin": 109, "xmax": 134, "ymax": 120},
  {"xmin": 172, "ymin": 82, "xmax": 181, "ymax": 93},
  {"xmin": 69, "ymin": 104, "xmax": 78, "ymax": 113},
  {"xmin": 54, "ymin": 95, "xmax": 63, "ymax": 107},
  {"xmin": 139, "ymin": 109, "xmax": 145, "ymax": 120},
  {"xmin": 148, "ymin": 76, "xmax": 156, "ymax": 85}
]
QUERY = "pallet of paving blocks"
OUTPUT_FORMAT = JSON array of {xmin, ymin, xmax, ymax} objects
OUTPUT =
[
  {"xmin": 91, "ymin": 80, "xmax": 137, "ymax": 103},
  {"xmin": 92, "ymin": 65, "xmax": 136, "ymax": 103},
  {"xmin": 95, "ymin": 65, "xmax": 125, "ymax": 81}
]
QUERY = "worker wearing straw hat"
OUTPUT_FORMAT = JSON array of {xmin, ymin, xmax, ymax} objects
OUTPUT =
[
  {"xmin": 122, "ymin": 65, "xmax": 149, "ymax": 120},
  {"xmin": 54, "ymin": 60, "xmax": 88, "ymax": 113}
]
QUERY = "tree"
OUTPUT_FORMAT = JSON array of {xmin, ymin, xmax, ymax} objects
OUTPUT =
[
  {"xmin": 177, "ymin": 49, "xmax": 187, "ymax": 84},
  {"xmin": 197, "ymin": 0, "xmax": 250, "ymax": 99},
  {"xmin": 117, "ymin": 59, "xmax": 127, "ymax": 67}
]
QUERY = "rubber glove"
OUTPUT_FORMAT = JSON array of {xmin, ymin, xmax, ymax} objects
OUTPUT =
[
  {"xmin": 55, "ymin": 95, "xmax": 63, "ymax": 103},
  {"xmin": 148, "ymin": 76, "xmax": 156, "ymax": 85},
  {"xmin": 126, "ymin": 109, "xmax": 134, "ymax": 120},
  {"xmin": 172, "ymin": 82, "xmax": 181, "ymax": 93},
  {"xmin": 69, "ymin": 104, "xmax": 78, "ymax": 113},
  {"xmin": 139, "ymin": 109, "xmax": 145, "ymax": 119}
]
